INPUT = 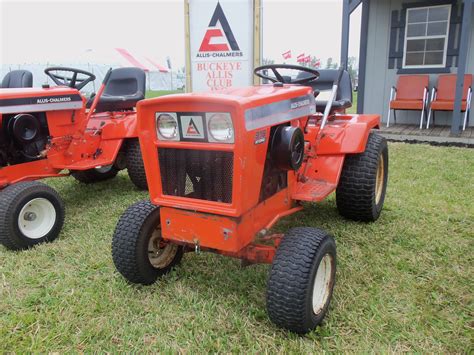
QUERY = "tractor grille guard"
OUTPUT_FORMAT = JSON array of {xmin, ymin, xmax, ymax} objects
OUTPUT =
[{"xmin": 158, "ymin": 148, "xmax": 233, "ymax": 204}]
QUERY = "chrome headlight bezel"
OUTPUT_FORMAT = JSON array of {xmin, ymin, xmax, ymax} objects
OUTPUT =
[
  {"xmin": 206, "ymin": 112, "xmax": 234, "ymax": 143},
  {"xmin": 156, "ymin": 112, "xmax": 179, "ymax": 141}
]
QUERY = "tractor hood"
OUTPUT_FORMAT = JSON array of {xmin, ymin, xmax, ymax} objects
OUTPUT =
[
  {"xmin": 0, "ymin": 86, "xmax": 84, "ymax": 114},
  {"xmin": 138, "ymin": 84, "xmax": 316, "ymax": 131},
  {"xmin": 146, "ymin": 84, "xmax": 315, "ymax": 109}
]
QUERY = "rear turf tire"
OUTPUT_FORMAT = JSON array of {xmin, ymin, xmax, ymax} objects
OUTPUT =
[
  {"xmin": 336, "ymin": 132, "xmax": 388, "ymax": 222},
  {"xmin": 126, "ymin": 139, "xmax": 148, "ymax": 190},
  {"xmin": 71, "ymin": 165, "xmax": 119, "ymax": 184},
  {"xmin": 112, "ymin": 200, "xmax": 183, "ymax": 285},
  {"xmin": 0, "ymin": 181, "xmax": 65, "ymax": 250},
  {"xmin": 267, "ymin": 227, "xmax": 336, "ymax": 334}
]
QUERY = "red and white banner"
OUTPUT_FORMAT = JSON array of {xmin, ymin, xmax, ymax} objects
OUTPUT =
[
  {"xmin": 296, "ymin": 53, "xmax": 305, "ymax": 63},
  {"xmin": 187, "ymin": 0, "xmax": 257, "ymax": 92},
  {"xmin": 115, "ymin": 48, "xmax": 169, "ymax": 73},
  {"xmin": 282, "ymin": 50, "xmax": 291, "ymax": 59}
]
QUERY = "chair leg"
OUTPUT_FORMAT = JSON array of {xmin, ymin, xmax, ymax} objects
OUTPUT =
[
  {"xmin": 393, "ymin": 110, "xmax": 397, "ymax": 124},
  {"xmin": 387, "ymin": 108, "xmax": 391, "ymax": 127},
  {"xmin": 427, "ymin": 88, "xmax": 437, "ymax": 129},
  {"xmin": 464, "ymin": 90, "xmax": 472, "ymax": 131},
  {"xmin": 426, "ymin": 108, "xmax": 432, "ymax": 129},
  {"xmin": 420, "ymin": 88, "xmax": 427, "ymax": 129},
  {"xmin": 463, "ymin": 107, "xmax": 471, "ymax": 131},
  {"xmin": 419, "ymin": 106, "xmax": 425, "ymax": 129}
]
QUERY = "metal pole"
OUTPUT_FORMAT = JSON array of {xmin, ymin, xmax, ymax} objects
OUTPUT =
[
  {"xmin": 253, "ymin": 0, "xmax": 262, "ymax": 85},
  {"xmin": 184, "ymin": 0, "xmax": 192, "ymax": 92},
  {"xmin": 451, "ymin": 0, "xmax": 472, "ymax": 135},
  {"xmin": 357, "ymin": 0, "xmax": 369, "ymax": 114},
  {"xmin": 340, "ymin": 0, "xmax": 351, "ymax": 70}
]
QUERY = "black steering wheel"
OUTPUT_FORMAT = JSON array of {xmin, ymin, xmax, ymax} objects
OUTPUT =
[
  {"xmin": 254, "ymin": 64, "xmax": 319, "ymax": 85},
  {"xmin": 44, "ymin": 67, "xmax": 96, "ymax": 90}
]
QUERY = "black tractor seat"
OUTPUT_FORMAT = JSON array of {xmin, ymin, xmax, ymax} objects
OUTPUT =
[
  {"xmin": 297, "ymin": 69, "xmax": 353, "ymax": 114},
  {"xmin": 87, "ymin": 67, "xmax": 146, "ymax": 112},
  {"xmin": 1, "ymin": 70, "xmax": 33, "ymax": 88}
]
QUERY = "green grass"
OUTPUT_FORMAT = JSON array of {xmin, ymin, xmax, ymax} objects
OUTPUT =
[
  {"xmin": 347, "ymin": 91, "xmax": 358, "ymax": 114},
  {"xmin": 146, "ymin": 90, "xmax": 184, "ymax": 99},
  {"xmin": 0, "ymin": 143, "xmax": 473, "ymax": 352}
]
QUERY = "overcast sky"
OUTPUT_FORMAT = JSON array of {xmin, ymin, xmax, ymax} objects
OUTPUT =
[{"xmin": 0, "ymin": 0, "xmax": 361, "ymax": 68}]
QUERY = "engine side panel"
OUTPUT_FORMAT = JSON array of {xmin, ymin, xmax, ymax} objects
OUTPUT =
[{"xmin": 0, "ymin": 111, "xmax": 51, "ymax": 168}]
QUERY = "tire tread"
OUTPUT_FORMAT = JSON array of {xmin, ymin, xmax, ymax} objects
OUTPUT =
[
  {"xmin": 267, "ymin": 227, "xmax": 336, "ymax": 334},
  {"xmin": 112, "ymin": 200, "xmax": 182, "ymax": 285},
  {"xmin": 0, "ymin": 181, "xmax": 65, "ymax": 250},
  {"xmin": 126, "ymin": 139, "xmax": 148, "ymax": 190},
  {"xmin": 336, "ymin": 132, "xmax": 388, "ymax": 221},
  {"xmin": 112, "ymin": 200, "xmax": 157, "ymax": 284}
]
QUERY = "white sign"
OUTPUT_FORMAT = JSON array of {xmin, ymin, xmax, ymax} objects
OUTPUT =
[{"xmin": 186, "ymin": 0, "xmax": 260, "ymax": 92}]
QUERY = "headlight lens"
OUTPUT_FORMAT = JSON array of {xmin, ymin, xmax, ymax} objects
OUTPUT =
[
  {"xmin": 207, "ymin": 113, "xmax": 234, "ymax": 143},
  {"xmin": 156, "ymin": 113, "xmax": 178, "ymax": 140}
]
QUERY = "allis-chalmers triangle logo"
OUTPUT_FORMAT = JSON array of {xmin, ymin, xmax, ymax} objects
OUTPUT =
[
  {"xmin": 186, "ymin": 118, "xmax": 201, "ymax": 136},
  {"xmin": 197, "ymin": 2, "xmax": 243, "ymax": 58}
]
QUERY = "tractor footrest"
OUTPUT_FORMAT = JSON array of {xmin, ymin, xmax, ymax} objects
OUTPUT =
[
  {"xmin": 54, "ymin": 158, "xmax": 113, "ymax": 170},
  {"xmin": 291, "ymin": 179, "xmax": 336, "ymax": 202}
]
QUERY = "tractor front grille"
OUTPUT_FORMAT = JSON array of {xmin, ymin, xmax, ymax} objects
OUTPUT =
[{"xmin": 158, "ymin": 148, "xmax": 233, "ymax": 203}]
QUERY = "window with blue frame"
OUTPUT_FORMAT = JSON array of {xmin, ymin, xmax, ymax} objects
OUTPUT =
[{"xmin": 403, "ymin": 5, "xmax": 451, "ymax": 68}]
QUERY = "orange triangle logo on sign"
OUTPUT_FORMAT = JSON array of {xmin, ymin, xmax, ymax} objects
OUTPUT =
[{"xmin": 187, "ymin": 118, "xmax": 200, "ymax": 135}]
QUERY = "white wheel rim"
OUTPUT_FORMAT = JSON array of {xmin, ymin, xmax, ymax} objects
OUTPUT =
[
  {"xmin": 18, "ymin": 198, "xmax": 56, "ymax": 239},
  {"xmin": 147, "ymin": 229, "xmax": 178, "ymax": 269},
  {"xmin": 95, "ymin": 165, "xmax": 113, "ymax": 173},
  {"xmin": 312, "ymin": 253, "xmax": 333, "ymax": 315}
]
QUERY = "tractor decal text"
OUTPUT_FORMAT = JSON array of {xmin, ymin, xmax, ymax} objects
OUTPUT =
[
  {"xmin": 37, "ymin": 97, "xmax": 72, "ymax": 104},
  {"xmin": 0, "ymin": 94, "xmax": 83, "ymax": 114},
  {"xmin": 244, "ymin": 94, "xmax": 316, "ymax": 131},
  {"xmin": 290, "ymin": 99, "xmax": 311, "ymax": 109}
]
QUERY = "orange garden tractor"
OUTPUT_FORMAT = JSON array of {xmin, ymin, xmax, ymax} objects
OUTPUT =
[
  {"xmin": 112, "ymin": 65, "xmax": 388, "ymax": 333},
  {"xmin": 0, "ymin": 67, "xmax": 148, "ymax": 250}
]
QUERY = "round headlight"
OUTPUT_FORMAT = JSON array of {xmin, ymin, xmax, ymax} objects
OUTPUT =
[
  {"xmin": 208, "ymin": 113, "xmax": 234, "ymax": 142},
  {"xmin": 157, "ymin": 113, "xmax": 177, "ymax": 139}
]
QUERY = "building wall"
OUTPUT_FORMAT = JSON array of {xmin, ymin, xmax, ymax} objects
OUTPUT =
[{"xmin": 364, "ymin": 0, "xmax": 474, "ymax": 127}]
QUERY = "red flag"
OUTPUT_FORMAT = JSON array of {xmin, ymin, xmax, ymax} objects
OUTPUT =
[
  {"xmin": 296, "ymin": 53, "xmax": 305, "ymax": 63},
  {"xmin": 304, "ymin": 55, "xmax": 311, "ymax": 63},
  {"xmin": 115, "ymin": 48, "xmax": 149, "ymax": 71},
  {"xmin": 282, "ymin": 50, "xmax": 291, "ymax": 59}
]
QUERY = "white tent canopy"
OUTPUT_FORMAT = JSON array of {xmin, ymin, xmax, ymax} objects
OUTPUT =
[{"xmin": 1, "ymin": 48, "xmax": 185, "ymax": 92}]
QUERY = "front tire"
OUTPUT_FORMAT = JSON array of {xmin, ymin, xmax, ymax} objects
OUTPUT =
[
  {"xmin": 71, "ymin": 165, "xmax": 119, "ymax": 184},
  {"xmin": 267, "ymin": 227, "xmax": 336, "ymax": 334},
  {"xmin": 126, "ymin": 139, "xmax": 148, "ymax": 190},
  {"xmin": 336, "ymin": 132, "xmax": 388, "ymax": 222},
  {"xmin": 0, "ymin": 181, "xmax": 65, "ymax": 250},
  {"xmin": 112, "ymin": 200, "xmax": 183, "ymax": 285}
]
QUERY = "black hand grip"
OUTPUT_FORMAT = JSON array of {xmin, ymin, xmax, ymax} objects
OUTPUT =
[
  {"xmin": 102, "ymin": 68, "xmax": 113, "ymax": 85},
  {"xmin": 334, "ymin": 67, "xmax": 344, "ymax": 86}
]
